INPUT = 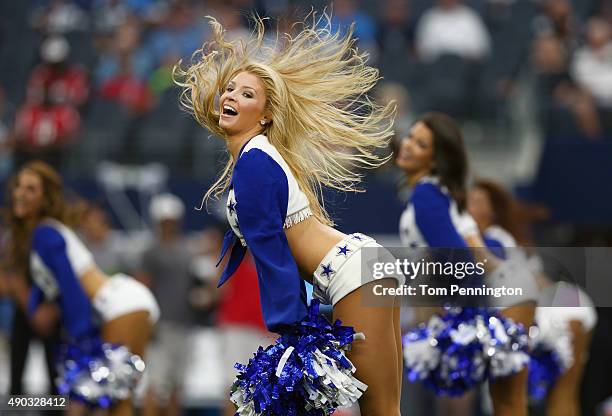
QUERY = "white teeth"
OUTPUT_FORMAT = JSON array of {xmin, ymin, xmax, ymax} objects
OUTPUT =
[{"xmin": 223, "ymin": 104, "xmax": 237, "ymax": 113}]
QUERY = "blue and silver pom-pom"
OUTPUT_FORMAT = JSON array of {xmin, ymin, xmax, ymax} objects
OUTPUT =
[
  {"xmin": 230, "ymin": 300, "xmax": 367, "ymax": 416},
  {"xmin": 528, "ymin": 309, "xmax": 574, "ymax": 401},
  {"xmin": 403, "ymin": 307, "xmax": 530, "ymax": 396},
  {"xmin": 56, "ymin": 335, "xmax": 146, "ymax": 408}
]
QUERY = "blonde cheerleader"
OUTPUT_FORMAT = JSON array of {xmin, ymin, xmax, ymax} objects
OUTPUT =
[{"xmin": 176, "ymin": 13, "xmax": 404, "ymax": 416}]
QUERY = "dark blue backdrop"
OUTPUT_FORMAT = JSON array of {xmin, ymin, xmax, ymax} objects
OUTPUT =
[
  {"xmin": 0, "ymin": 171, "xmax": 408, "ymax": 234},
  {"xmin": 3, "ymin": 136, "xmax": 612, "ymax": 233}
]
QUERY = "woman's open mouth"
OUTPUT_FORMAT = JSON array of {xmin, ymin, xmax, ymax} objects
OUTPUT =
[{"xmin": 222, "ymin": 104, "xmax": 238, "ymax": 117}]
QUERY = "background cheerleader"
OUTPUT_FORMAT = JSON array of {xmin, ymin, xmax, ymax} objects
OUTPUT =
[
  {"xmin": 396, "ymin": 112, "xmax": 536, "ymax": 416},
  {"xmin": 177, "ymin": 14, "xmax": 404, "ymax": 416},
  {"xmin": 467, "ymin": 178, "xmax": 597, "ymax": 416},
  {"xmin": 2, "ymin": 161, "xmax": 159, "ymax": 416}
]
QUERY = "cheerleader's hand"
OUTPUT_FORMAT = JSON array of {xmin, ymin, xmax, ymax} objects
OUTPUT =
[
  {"xmin": 456, "ymin": 211, "xmax": 480, "ymax": 240},
  {"xmin": 4, "ymin": 271, "xmax": 31, "ymax": 309},
  {"xmin": 31, "ymin": 302, "xmax": 60, "ymax": 337}
]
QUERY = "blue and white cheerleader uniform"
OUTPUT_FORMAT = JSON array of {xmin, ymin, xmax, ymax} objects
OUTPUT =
[
  {"xmin": 215, "ymin": 134, "xmax": 404, "ymax": 414},
  {"xmin": 481, "ymin": 225, "xmax": 597, "ymax": 401},
  {"xmin": 28, "ymin": 219, "xmax": 159, "ymax": 406},
  {"xmin": 399, "ymin": 176, "xmax": 532, "ymax": 395},
  {"xmin": 217, "ymin": 134, "xmax": 404, "ymax": 326},
  {"xmin": 400, "ymin": 176, "xmax": 538, "ymax": 308},
  {"xmin": 531, "ymin": 281, "xmax": 597, "ymax": 400},
  {"xmin": 399, "ymin": 176, "xmax": 475, "ymax": 250}
]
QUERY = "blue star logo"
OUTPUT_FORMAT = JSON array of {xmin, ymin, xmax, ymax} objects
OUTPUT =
[
  {"xmin": 321, "ymin": 263, "xmax": 335, "ymax": 278},
  {"xmin": 337, "ymin": 245, "xmax": 351, "ymax": 256},
  {"xmin": 351, "ymin": 234, "xmax": 363, "ymax": 241},
  {"xmin": 228, "ymin": 200, "xmax": 236, "ymax": 214}
]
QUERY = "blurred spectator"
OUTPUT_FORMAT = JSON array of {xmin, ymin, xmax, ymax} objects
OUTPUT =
[
  {"xmin": 186, "ymin": 228, "xmax": 220, "ymax": 323},
  {"xmin": 412, "ymin": 0, "xmax": 492, "ymax": 118},
  {"xmin": 571, "ymin": 18, "xmax": 612, "ymax": 109},
  {"xmin": 329, "ymin": 0, "xmax": 379, "ymax": 60},
  {"xmin": 27, "ymin": 36, "xmax": 89, "ymax": 108},
  {"xmin": 532, "ymin": 32, "xmax": 571, "ymax": 84},
  {"xmin": 12, "ymin": 86, "xmax": 81, "ymax": 170},
  {"xmin": 30, "ymin": 0, "xmax": 89, "ymax": 35},
  {"xmin": 375, "ymin": 0, "xmax": 416, "ymax": 87},
  {"xmin": 97, "ymin": 22, "xmax": 154, "ymax": 114},
  {"xmin": 139, "ymin": 193, "xmax": 195, "ymax": 416},
  {"xmin": 532, "ymin": 0, "xmax": 578, "ymax": 49},
  {"xmin": 144, "ymin": 1, "xmax": 209, "ymax": 69},
  {"xmin": 532, "ymin": 33, "xmax": 602, "ymax": 138},
  {"xmin": 376, "ymin": 0, "xmax": 415, "ymax": 55},
  {"xmin": 92, "ymin": 0, "xmax": 131, "ymax": 35},
  {"xmin": 91, "ymin": 0, "xmax": 168, "ymax": 35},
  {"xmin": 415, "ymin": 0, "xmax": 492, "ymax": 62},
  {"xmin": 78, "ymin": 203, "xmax": 129, "ymax": 275},
  {"xmin": 100, "ymin": 61, "xmax": 154, "ymax": 115}
]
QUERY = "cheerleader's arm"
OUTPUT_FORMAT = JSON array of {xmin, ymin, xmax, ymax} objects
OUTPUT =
[
  {"xmin": 32, "ymin": 225, "xmax": 97, "ymax": 338},
  {"xmin": 412, "ymin": 182, "xmax": 470, "ymax": 249},
  {"xmin": 233, "ymin": 149, "xmax": 308, "ymax": 333},
  {"xmin": 27, "ymin": 284, "xmax": 45, "ymax": 315},
  {"xmin": 27, "ymin": 285, "xmax": 60, "ymax": 337},
  {"xmin": 482, "ymin": 237, "xmax": 507, "ymax": 260}
]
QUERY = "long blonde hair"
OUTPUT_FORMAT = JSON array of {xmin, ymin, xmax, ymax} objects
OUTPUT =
[{"xmin": 175, "ymin": 13, "xmax": 396, "ymax": 225}]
